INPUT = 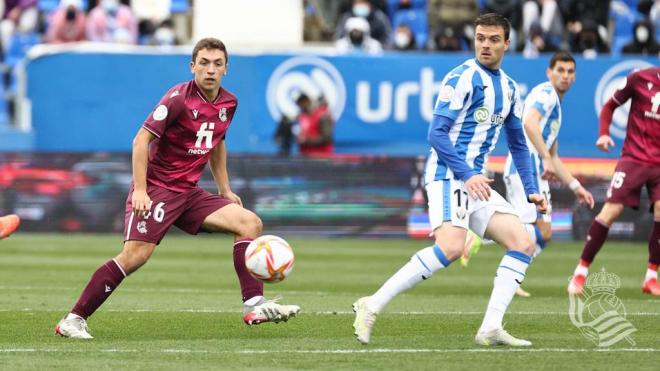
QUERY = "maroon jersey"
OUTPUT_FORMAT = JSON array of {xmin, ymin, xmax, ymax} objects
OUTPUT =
[
  {"xmin": 611, "ymin": 67, "xmax": 660, "ymax": 165},
  {"xmin": 142, "ymin": 81, "xmax": 237, "ymax": 192}
]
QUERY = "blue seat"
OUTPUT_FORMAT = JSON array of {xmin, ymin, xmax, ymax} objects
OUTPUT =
[
  {"xmin": 5, "ymin": 33, "xmax": 41, "ymax": 68},
  {"xmin": 392, "ymin": 8, "xmax": 428, "ymax": 49},
  {"xmin": 39, "ymin": 0, "xmax": 89, "ymax": 13},
  {"xmin": 386, "ymin": 0, "xmax": 427, "ymax": 20},
  {"xmin": 171, "ymin": 0, "xmax": 190, "ymax": 13}
]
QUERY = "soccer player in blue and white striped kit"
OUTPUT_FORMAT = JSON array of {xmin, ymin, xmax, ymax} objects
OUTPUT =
[{"xmin": 353, "ymin": 13, "xmax": 547, "ymax": 346}]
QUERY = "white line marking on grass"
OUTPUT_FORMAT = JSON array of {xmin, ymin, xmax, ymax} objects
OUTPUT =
[
  {"xmin": 1, "ymin": 308, "xmax": 659, "ymax": 316},
  {"xmin": 1, "ymin": 348, "xmax": 658, "ymax": 354}
]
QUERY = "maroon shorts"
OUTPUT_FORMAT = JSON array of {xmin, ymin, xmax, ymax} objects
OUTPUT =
[
  {"xmin": 123, "ymin": 184, "xmax": 232, "ymax": 244},
  {"xmin": 606, "ymin": 159, "xmax": 660, "ymax": 210}
]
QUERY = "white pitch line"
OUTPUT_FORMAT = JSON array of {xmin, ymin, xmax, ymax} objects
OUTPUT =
[
  {"xmin": 0, "ymin": 348, "xmax": 658, "ymax": 354},
  {"xmin": 0, "ymin": 308, "xmax": 659, "ymax": 316}
]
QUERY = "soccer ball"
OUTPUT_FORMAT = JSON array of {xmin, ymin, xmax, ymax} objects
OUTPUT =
[{"xmin": 245, "ymin": 235, "xmax": 295, "ymax": 283}]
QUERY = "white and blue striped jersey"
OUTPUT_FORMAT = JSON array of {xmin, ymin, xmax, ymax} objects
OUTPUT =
[
  {"xmin": 425, "ymin": 58, "xmax": 523, "ymax": 184},
  {"xmin": 504, "ymin": 81, "xmax": 562, "ymax": 177}
]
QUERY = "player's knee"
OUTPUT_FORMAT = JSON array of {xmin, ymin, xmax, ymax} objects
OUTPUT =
[
  {"xmin": 597, "ymin": 203, "xmax": 624, "ymax": 225},
  {"xmin": 242, "ymin": 214, "xmax": 263, "ymax": 238},
  {"xmin": 117, "ymin": 242, "xmax": 155, "ymax": 274}
]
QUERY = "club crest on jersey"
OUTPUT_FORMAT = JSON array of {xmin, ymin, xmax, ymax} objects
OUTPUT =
[{"xmin": 219, "ymin": 107, "xmax": 227, "ymax": 122}]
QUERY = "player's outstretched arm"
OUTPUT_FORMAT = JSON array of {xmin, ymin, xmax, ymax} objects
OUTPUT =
[
  {"xmin": 549, "ymin": 141, "xmax": 595, "ymax": 209},
  {"xmin": 209, "ymin": 140, "xmax": 242, "ymax": 206},
  {"xmin": 132, "ymin": 128, "xmax": 156, "ymax": 218},
  {"xmin": 596, "ymin": 97, "xmax": 623, "ymax": 152},
  {"xmin": 523, "ymin": 108, "xmax": 556, "ymax": 180}
]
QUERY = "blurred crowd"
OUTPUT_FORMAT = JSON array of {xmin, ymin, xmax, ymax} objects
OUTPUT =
[{"xmin": 304, "ymin": 0, "xmax": 660, "ymax": 57}]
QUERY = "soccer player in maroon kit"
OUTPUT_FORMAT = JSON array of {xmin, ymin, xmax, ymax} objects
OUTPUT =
[
  {"xmin": 55, "ymin": 38, "xmax": 300, "ymax": 339},
  {"xmin": 568, "ymin": 66, "xmax": 660, "ymax": 296}
]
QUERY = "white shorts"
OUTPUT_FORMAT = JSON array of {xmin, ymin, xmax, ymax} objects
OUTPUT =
[
  {"xmin": 426, "ymin": 178, "xmax": 519, "ymax": 238},
  {"xmin": 504, "ymin": 172, "xmax": 551, "ymax": 224}
]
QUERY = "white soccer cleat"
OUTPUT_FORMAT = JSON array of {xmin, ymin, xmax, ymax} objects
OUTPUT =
[
  {"xmin": 55, "ymin": 315, "xmax": 93, "ymax": 339},
  {"xmin": 352, "ymin": 296, "xmax": 377, "ymax": 345},
  {"xmin": 515, "ymin": 286, "xmax": 531, "ymax": 297},
  {"xmin": 475, "ymin": 327, "xmax": 532, "ymax": 347},
  {"xmin": 243, "ymin": 297, "xmax": 300, "ymax": 325}
]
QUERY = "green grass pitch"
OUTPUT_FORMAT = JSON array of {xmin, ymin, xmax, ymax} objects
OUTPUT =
[{"xmin": 1, "ymin": 234, "xmax": 658, "ymax": 370}]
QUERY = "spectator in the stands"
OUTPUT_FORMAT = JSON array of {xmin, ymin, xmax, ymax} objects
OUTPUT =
[
  {"xmin": 562, "ymin": 0, "xmax": 611, "ymax": 53},
  {"xmin": 131, "ymin": 0, "xmax": 172, "ymax": 44},
  {"xmin": 390, "ymin": 23, "xmax": 417, "ymax": 51},
  {"xmin": 1, "ymin": 0, "xmax": 38, "ymax": 53},
  {"xmin": 335, "ymin": 0, "xmax": 391, "ymax": 46},
  {"xmin": 622, "ymin": 19, "xmax": 660, "ymax": 55},
  {"xmin": 45, "ymin": 0, "xmax": 87, "ymax": 44},
  {"xmin": 428, "ymin": 24, "xmax": 465, "ymax": 51},
  {"xmin": 335, "ymin": 16, "xmax": 383, "ymax": 55},
  {"xmin": 522, "ymin": 0, "xmax": 563, "ymax": 44},
  {"xmin": 484, "ymin": 0, "xmax": 523, "ymax": 51},
  {"xmin": 521, "ymin": 21, "xmax": 559, "ymax": 58},
  {"xmin": 571, "ymin": 18, "xmax": 610, "ymax": 58},
  {"xmin": 86, "ymin": 0, "xmax": 138, "ymax": 44},
  {"xmin": 303, "ymin": 0, "xmax": 332, "ymax": 41},
  {"xmin": 427, "ymin": 0, "xmax": 479, "ymax": 48}
]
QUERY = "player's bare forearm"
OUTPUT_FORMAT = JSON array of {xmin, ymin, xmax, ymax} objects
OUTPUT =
[
  {"xmin": 132, "ymin": 128, "xmax": 155, "ymax": 191},
  {"xmin": 209, "ymin": 140, "xmax": 231, "ymax": 195}
]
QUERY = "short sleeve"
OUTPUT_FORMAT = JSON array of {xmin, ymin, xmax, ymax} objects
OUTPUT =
[
  {"xmin": 433, "ymin": 70, "xmax": 472, "ymax": 120},
  {"xmin": 611, "ymin": 71, "xmax": 637, "ymax": 105},
  {"xmin": 530, "ymin": 90, "xmax": 554, "ymax": 117},
  {"xmin": 510, "ymin": 83, "xmax": 523, "ymax": 122},
  {"xmin": 142, "ymin": 86, "xmax": 185, "ymax": 138}
]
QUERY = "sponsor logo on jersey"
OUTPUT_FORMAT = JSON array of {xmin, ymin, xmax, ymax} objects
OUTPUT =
[
  {"xmin": 266, "ymin": 56, "xmax": 346, "ymax": 123},
  {"xmin": 474, "ymin": 107, "xmax": 489, "ymax": 124},
  {"xmin": 192, "ymin": 109, "xmax": 199, "ymax": 119}
]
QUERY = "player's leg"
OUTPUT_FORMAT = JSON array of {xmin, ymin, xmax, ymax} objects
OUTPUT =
[
  {"xmin": 0, "ymin": 214, "xmax": 20, "ymax": 240},
  {"xmin": 642, "ymin": 179, "xmax": 660, "ymax": 294},
  {"xmin": 353, "ymin": 179, "xmax": 464, "ymax": 344},
  {"xmin": 569, "ymin": 161, "xmax": 646, "ymax": 294},
  {"xmin": 56, "ymin": 184, "xmax": 182, "ymax": 338},
  {"xmin": 567, "ymin": 202, "xmax": 624, "ymax": 294},
  {"xmin": 187, "ymin": 192, "xmax": 299, "ymax": 324},
  {"xmin": 56, "ymin": 240, "xmax": 155, "ymax": 339},
  {"xmin": 474, "ymin": 204, "xmax": 534, "ymax": 347}
]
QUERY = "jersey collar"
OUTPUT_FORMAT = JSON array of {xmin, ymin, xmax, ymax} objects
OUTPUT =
[{"xmin": 474, "ymin": 58, "xmax": 500, "ymax": 76}]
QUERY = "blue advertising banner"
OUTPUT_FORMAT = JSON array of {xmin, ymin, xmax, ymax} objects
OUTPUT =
[{"xmin": 25, "ymin": 49, "xmax": 657, "ymax": 156}]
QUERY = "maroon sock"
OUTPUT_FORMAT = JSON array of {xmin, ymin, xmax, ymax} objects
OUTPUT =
[
  {"xmin": 580, "ymin": 219, "xmax": 610, "ymax": 264},
  {"xmin": 233, "ymin": 239, "xmax": 264, "ymax": 302},
  {"xmin": 71, "ymin": 259, "xmax": 126, "ymax": 319},
  {"xmin": 649, "ymin": 221, "xmax": 660, "ymax": 265}
]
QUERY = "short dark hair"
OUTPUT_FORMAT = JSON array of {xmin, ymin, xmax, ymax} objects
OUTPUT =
[
  {"xmin": 296, "ymin": 93, "xmax": 310, "ymax": 105},
  {"xmin": 474, "ymin": 13, "xmax": 511, "ymax": 41},
  {"xmin": 192, "ymin": 37, "xmax": 228, "ymax": 63},
  {"xmin": 549, "ymin": 51, "xmax": 576, "ymax": 69}
]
